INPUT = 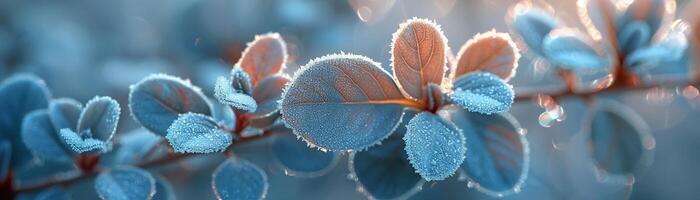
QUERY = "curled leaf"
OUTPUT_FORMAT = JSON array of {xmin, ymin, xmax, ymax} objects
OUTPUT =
[
  {"xmin": 271, "ymin": 129, "xmax": 338, "ymax": 177},
  {"xmin": 21, "ymin": 110, "xmax": 73, "ymax": 162},
  {"xmin": 543, "ymin": 30, "xmax": 607, "ymax": 70},
  {"xmin": 166, "ymin": 113, "xmax": 232, "ymax": 153},
  {"xmin": 441, "ymin": 105, "xmax": 529, "ymax": 197},
  {"xmin": 404, "ymin": 112, "xmax": 465, "ymax": 181},
  {"xmin": 59, "ymin": 129, "xmax": 108, "ymax": 154},
  {"xmin": 350, "ymin": 110, "xmax": 424, "ymax": 200},
  {"xmin": 239, "ymin": 33, "xmax": 287, "ymax": 85},
  {"xmin": 391, "ymin": 18, "xmax": 447, "ymax": 101},
  {"xmin": 77, "ymin": 96, "xmax": 120, "ymax": 143},
  {"xmin": 215, "ymin": 76, "xmax": 257, "ymax": 112},
  {"xmin": 454, "ymin": 31, "xmax": 520, "ymax": 81},
  {"xmin": 230, "ymin": 66, "xmax": 254, "ymax": 96},
  {"xmin": 617, "ymin": 21, "xmax": 652, "ymax": 54},
  {"xmin": 280, "ymin": 54, "xmax": 406, "ymax": 151},
  {"xmin": 511, "ymin": 8, "xmax": 559, "ymax": 55},
  {"xmin": 95, "ymin": 166, "xmax": 156, "ymax": 200},
  {"xmin": 48, "ymin": 98, "xmax": 82, "ymax": 132},
  {"xmin": 212, "ymin": 159, "xmax": 268, "ymax": 200},
  {"xmin": 129, "ymin": 74, "xmax": 212, "ymax": 136},
  {"xmin": 450, "ymin": 72, "xmax": 514, "ymax": 115}
]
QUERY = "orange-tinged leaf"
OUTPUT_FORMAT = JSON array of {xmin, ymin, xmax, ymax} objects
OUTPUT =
[
  {"xmin": 391, "ymin": 18, "xmax": 447, "ymax": 102},
  {"xmin": 239, "ymin": 33, "xmax": 287, "ymax": 85},
  {"xmin": 454, "ymin": 31, "xmax": 520, "ymax": 81}
]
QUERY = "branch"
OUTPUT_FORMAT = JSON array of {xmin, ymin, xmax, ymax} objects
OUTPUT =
[{"xmin": 514, "ymin": 78, "xmax": 700, "ymax": 102}]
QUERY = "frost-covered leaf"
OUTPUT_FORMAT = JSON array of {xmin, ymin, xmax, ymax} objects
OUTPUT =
[
  {"xmin": 0, "ymin": 139, "xmax": 10, "ymax": 180},
  {"xmin": 48, "ymin": 98, "xmax": 82, "ymax": 132},
  {"xmin": 578, "ymin": 0, "xmax": 619, "ymax": 46},
  {"xmin": 21, "ymin": 110, "xmax": 73, "ymax": 162},
  {"xmin": 454, "ymin": 31, "xmax": 520, "ymax": 81},
  {"xmin": 543, "ymin": 30, "xmax": 606, "ymax": 70},
  {"xmin": 17, "ymin": 186, "xmax": 69, "ymax": 200},
  {"xmin": 587, "ymin": 101, "xmax": 654, "ymax": 181},
  {"xmin": 511, "ymin": 8, "xmax": 559, "ymax": 55},
  {"xmin": 391, "ymin": 18, "xmax": 447, "ymax": 101},
  {"xmin": 271, "ymin": 128, "xmax": 338, "ymax": 177},
  {"xmin": 625, "ymin": 30, "xmax": 688, "ymax": 72},
  {"xmin": 350, "ymin": 110, "xmax": 424, "ymax": 199},
  {"xmin": 77, "ymin": 96, "xmax": 120, "ymax": 143},
  {"xmin": 166, "ymin": 113, "xmax": 232, "ymax": 153},
  {"xmin": 450, "ymin": 72, "xmax": 514, "ymax": 115},
  {"xmin": 280, "ymin": 54, "xmax": 406, "ymax": 151},
  {"xmin": 95, "ymin": 166, "xmax": 156, "ymax": 200},
  {"xmin": 211, "ymin": 100, "xmax": 236, "ymax": 131},
  {"xmin": 239, "ymin": 33, "xmax": 287, "ymax": 85},
  {"xmin": 230, "ymin": 66, "xmax": 254, "ymax": 95},
  {"xmin": 617, "ymin": 21, "xmax": 652, "ymax": 54},
  {"xmin": 0, "ymin": 74, "xmax": 51, "ymax": 167},
  {"xmin": 153, "ymin": 174, "xmax": 175, "ymax": 200},
  {"xmin": 215, "ymin": 76, "xmax": 257, "ymax": 112},
  {"xmin": 441, "ymin": 105, "xmax": 529, "ymax": 196},
  {"xmin": 212, "ymin": 159, "xmax": 268, "ymax": 200},
  {"xmin": 617, "ymin": 0, "xmax": 674, "ymax": 51},
  {"xmin": 59, "ymin": 129, "xmax": 108, "ymax": 153},
  {"xmin": 114, "ymin": 129, "xmax": 162, "ymax": 165},
  {"xmin": 404, "ymin": 112, "xmax": 465, "ymax": 181},
  {"xmin": 129, "ymin": 74, "xmax": 212, "ymax": 136},
  {"xmin": 252, "ymin": 75, "xmax": 289, "ymax": 117}
]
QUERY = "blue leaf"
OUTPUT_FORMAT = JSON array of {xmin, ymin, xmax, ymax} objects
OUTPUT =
[
  {"xmin": 114, "ymin": 129, "xmax": 162, "ymax": 165},
  {"xmin": 350, "ymin": 110, "xmax": 424, "ymax": 199},
  {"xmin": 441, "ymin": 105, "xmax": 529, "ymax": 196},
  {"xmin": 404, "ymin": 112, "xmax": 466, "ymax": 181},
  {"xmin": 95, "ymin": 166, "xmax": 156, "ymax": 200},
  {"xmin": 617, "ymin": 21, "xmax": 652, "ymax": 54},
  {"xmin": 77, "ymin": 96, "xmax": 120, "ymax": 143},
  {"xmin": 231, "ymin": 66, "xmax": 254, "ymax": 95},
  {"xmin": 391, "ymin": 18, "xmax": 447, "ymax": 101},
  {"xmin": 129, "ymin": 74, "xmax": 212, "ymax": 136},
  {"xmin": 215, "ymin": 76, "xmax": 257, "ymax": 112},
  {"xmin": 450, "ymin": 72, "xmax": 514, "ymax": 115},
  {"xmin": 271, "ymin": 128, "xmax": 338, "ymax": 177},
  {"xmin": 251, "ymin": 75, "xmax": 289, "ymax": 117},
  {"xmin": 280, "ymin": 54, "xmax": 406, "ymax": 151},
  {"xmin": 542, "ymin": 31, "xmax": 607, "ymax": 70},
  {"xmin": 213, "ymin": 159, "xmax": 268, "ymax": 200},
  {"xmin": 511, "ymin": 8, "xmax": 559, "ymax": 56},
  {"xmin": 59, "ymin": 129, "xmax": 108, "ymax": 153},
  {"xmin": 153, "ymin": 174, "xmax": 176, "ymax": 200},
  {"xmin": 211, "ymin": 100, "xmax": 237, "ymax": 131},
  {"xmin": 625, "ymin": 30, "xmax": 688, "ymax": 72},
  {"xmin": 0, "ymin": 74, "xmax": 51, "ymax": 167},
  {"xmin": 0, "ymin": 139, "xmax": 10, "ymax": 180},
  {"xmin": 165, "ymin": 113, "xmax": 232, "ymax": 153},
  {"xmin": 48, "ymin": 98, "xmax": 82, "ymax": 132},
  {"xmin": 21, "ymin": 110, "xmax": 73, "ymax": 162},
  {"xmin": 17, "ymin": 186, "xmax": 69, "ymax": 200},
  {"xmin": 587, "ymin": 101, "xmax": 654, "ymax": 182}
]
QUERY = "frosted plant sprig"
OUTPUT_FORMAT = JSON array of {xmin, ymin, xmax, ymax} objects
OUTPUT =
[
  {"xmin": 280, "ymin": 18, "xmax": 524, "ymax": 189},
  {"xmin": 509, "ymin": 0, "xmax": 688, "ymax": 87}
]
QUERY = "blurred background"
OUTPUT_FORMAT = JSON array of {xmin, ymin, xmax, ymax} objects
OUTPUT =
[{"xmin": 1, "ymin": 0, "xmax": 700, "ymax": 199}]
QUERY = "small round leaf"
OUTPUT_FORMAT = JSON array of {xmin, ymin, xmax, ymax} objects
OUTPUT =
[
  {"xmin": 95, "ymin": 166, "xmax": 156, "ymax": 200},
  {"xmin": 450, "ymin": 72, "xmax": 514, "ymax": 115},
  {"xmin": 166, "ymin": 113, "xmax": 232, "ymax": 153},
  {"xmin": 404, "ymin": 112, "xmax": 466, "ymax": 181},
  {"xmin": 212, "ymin": 159, "xmax": 268, "ymax": 200}
]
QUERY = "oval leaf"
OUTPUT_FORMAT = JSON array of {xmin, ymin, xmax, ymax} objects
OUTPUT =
[
  {"xmin": 22, "ymin": 110, "xmax": 73, "ymax": 162},
  {"xmin": 511, "ymin": 8, "xmax": 559, "ymax": 55},
  {"xmin": 0, "ymin": 74, "xmax": 51, "ymax": 167},
  {"xmin": 625, "ymin": 30, "xmax": 688, "ymax": 72},
  {"xmin": 166, "ymin": 113, "xmax": 232, "ymax": 153},
  {"xmin": 404, "ymin": 112, "xmax": 465, "ymax": 181},
  {"xmin": 280, "ymin": 54, "xmax": 407, "ymax": 151},
  {"xmin": 252, "ymin": 75, "xmax": 289, "ymax": 117},
  {"xmin": 95, "ymin": 166, "xmax": 156, "ymax": 200},
  {"xmin": 271, "ymin": 128, "xmax": 338, "ymax": 177},
  {"xmin": 587, "ymin": 101, "xmax": 654, "ymax": 182},
  {"xmin": 239, "ymin": 33, "xmax": 287, "ymax": 85},
  {"xmin": 391, "ymin": 18, "xmax": 447, "ymax": 101},
  {"xmin": 59, "ymin": 129, "xmax": 108, "ymax": 153},
  {"xmin": 618, "ymin": 0, "xmax": 673, "ymax": 44},
  {"xmin": 129, "ymin": 74, "xmax": 212, "ymax": 136},
  {"xmin": 441, "ymin": 105, "xmax": 529, "ymax": 196},
  {"xmin": 450, "ymin": 72, "xmax": 514, "ymax": 115},
  {"xmin": 543, "ymin": 30, "xmax": 607, "ymax": 70},
  {"xmin": 578, "ymin": 0, "xmax": 619, "ymax": 47},
  {"xmin": 454, "ymin": 31, "xmax": 520, "ymax": 81},
  {"xmin": 212, "ymin": 159, "xmax": 268, "ymax": 200},
  {"xmin": 350, "ymin": 110, "xmax": 424, "ymax": 200},
  {"xmin": 48, "ymin": 98, "xmax": 82, "ymax": 132},
  {"xmin": 77, "ymin": 96, "xmax": 120, "ymax": 143},
  {"xmin": 215, "ymin": 76, "xmax": 257, "ymax": 112}
]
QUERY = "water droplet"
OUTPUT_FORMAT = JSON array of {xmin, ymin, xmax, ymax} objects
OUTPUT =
[
  {"xmin": 532, "ymin": 58, "xmax": 550, "ymax": 77},
  {"xmin": 682, "ymin": 85, "xmax": 699, "ymax": 99},
  {"xmin": 356, "ymin": 6, "xmax": 372, "ymax": 22},
  {"xmin": 538, "ymin": 112, "xmax": 554, "ymax": 127},
  {"xmin": 517, "ymin": 128, "xmax": 528, "ymax": 136},
  {"xmin": 643, "ymin": 138, "xmax": 656, "ymax": 150}
]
